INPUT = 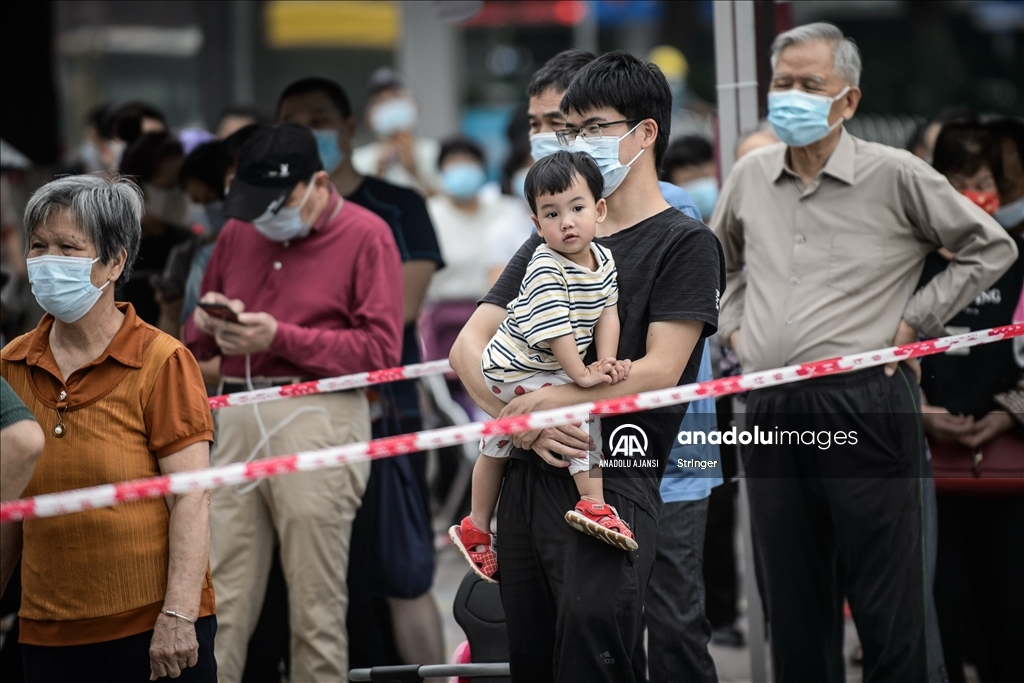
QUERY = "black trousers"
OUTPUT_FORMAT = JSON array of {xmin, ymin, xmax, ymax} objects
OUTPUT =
[
  {"xmin": 645, "ymin": 498, "xmax": 718, "ymax": 683},
  {"xmin": 745, "ymin": 366, "xmax": 930, "ymax": 683},
  {"xmin": 496, "ymin": 459, "xmax": 658, "ymax": 683},
  {"xmin": 703, "ymin": 396, "xmax": 739, "ymax": 629},
  {"xmin": 934, "ymin": 494, "xmax": 1024, "ymax": 683},
  {"xmin": 22, "ymin": 615, "xmax": 217, "ymax": 683}
]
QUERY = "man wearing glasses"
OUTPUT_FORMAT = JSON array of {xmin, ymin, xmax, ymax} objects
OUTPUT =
[{"xmin": 450, "ymin": 51, "xmax": 725, "ymax": 683}]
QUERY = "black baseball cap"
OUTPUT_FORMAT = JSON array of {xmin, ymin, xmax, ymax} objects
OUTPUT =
[{"xmin": 223, "ymin": 123, "xmax": 322, "ymax": 221}]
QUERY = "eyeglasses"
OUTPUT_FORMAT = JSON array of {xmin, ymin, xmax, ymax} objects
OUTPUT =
[{"xmin": 555, "ymin": 119, "xmax": 642, "ymax": 146}]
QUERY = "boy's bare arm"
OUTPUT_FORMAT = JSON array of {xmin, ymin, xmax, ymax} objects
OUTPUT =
[
  {"xmin": 548, "ymin": 334, "xmax": 610, "ymax": 387},
  {"xmin": 594, "ymin": 304, "xmax": 620, "ymax": 361}
]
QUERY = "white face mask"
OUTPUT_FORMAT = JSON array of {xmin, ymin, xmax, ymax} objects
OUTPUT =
[
  {"xmin": 568, "ymin": 122, "xmax": 645, "ymax": 197},
  {"xmin": 252, "ymin": 177, "xmax": 317, "ymax": 242},
  {"xmin": 27, "ymin": 256, "xmax": 110, "ymax": 323},
  {"xmin": 370, "ymin": 98, "xmax": 417, "ymax": 138}
]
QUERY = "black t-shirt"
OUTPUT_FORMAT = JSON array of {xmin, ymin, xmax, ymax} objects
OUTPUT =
[
  {"xmin": 347, "ymin": 176, "xmax": 444, "ymax": 417},
  {"xmin": 481, "ymin": 208, "xmax": 726, "ymax": 516},
  {"xmin": 918, "ymin": 238, "xmax": 1024, "ymax": 417}
]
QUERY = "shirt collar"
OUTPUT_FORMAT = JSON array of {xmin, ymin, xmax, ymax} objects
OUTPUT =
[
  {"xmin": 766, "ymin": 142, "xmax": 789, "ymax": 183},
  {"xmin": 770, "ymin": 127, "xmax": 856, "ymax": 186},
  {"xmin": 5, "ymin": 302, "xmax": 147, "ymax": 371},
  {"xmin": 820, "ymin": 128, "xmax": 856, "ymax": 185}
]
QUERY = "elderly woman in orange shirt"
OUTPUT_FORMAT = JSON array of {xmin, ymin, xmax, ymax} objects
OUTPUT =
[{"xmin": 0, "ymin": 174, "xmax": 216, "ymax": 682}]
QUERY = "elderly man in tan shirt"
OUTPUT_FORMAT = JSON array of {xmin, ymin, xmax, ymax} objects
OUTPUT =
[{"xmin": 712, "ymin": 22, "xmax": 1016, "ymax": 683}]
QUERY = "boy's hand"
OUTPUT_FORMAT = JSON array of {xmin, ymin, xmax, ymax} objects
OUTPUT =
[
  {"xmin": 576, "ymin": 364, "xmax": 614, "ymax": 388},
  {"xmin": 593, "ymin": 358, "xmax": 631, "ymax": 384}
]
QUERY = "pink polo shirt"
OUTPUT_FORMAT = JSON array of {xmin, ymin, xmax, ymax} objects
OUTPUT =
[{"xmin": 185, "ymin": 185, "xmax": 404, "ymax": 379}]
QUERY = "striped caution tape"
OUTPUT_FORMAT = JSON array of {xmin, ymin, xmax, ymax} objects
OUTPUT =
[{"xmin": 2, "ymin": 324, "xmax": 1020, "ymax": 523}]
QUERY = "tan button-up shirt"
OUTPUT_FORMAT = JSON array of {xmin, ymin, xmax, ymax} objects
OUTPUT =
[{"xmin": 712, "ymin": 129, "xmax": 1017, "ymax": 372}]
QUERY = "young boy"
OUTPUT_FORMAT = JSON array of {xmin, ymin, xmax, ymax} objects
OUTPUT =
[{"xmin": 449, "ymin": 151, "xmax": 636, "ymax": 583}]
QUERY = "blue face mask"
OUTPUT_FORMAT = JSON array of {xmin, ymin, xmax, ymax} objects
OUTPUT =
[
  {"xmin": 767, "ymin": 86, "xmax": 849, "ymax": 147},
  {"xmin": 530, "ymin": 132, "xmax": 562, "ymax": 162},
  {"xmin": 27, "ymin": 255, "xmax": 110, "ymax": 323},
  {"xmin": 569, "ymin": 122, "xmax": 645, "ymax": 197},
  {"xmin": 441, "ymin": 163, "xmax": 487, "ymax": 201},
  {"xmin": 204, "ymin": 200, "xmax": 227, "ymax": 235},
  {"xmin": 511, "ymin": 168, "xmax": 529, "ymax": 201},
  {"xmin": 681, "ymin": 177, "xmax": 719, "ymax": 221},
  {"xmin": 252, "ymin": 177, "xmax": 317, "ymax": 242},
  {"xmin": 993, "ymin": 196, "xmax": 1024, "ymax": 230},
  {"xmin": 313, "ymin": 129, "xmax": 344, "ymax": 173},
  {"xmin": 370, "ymin": 98, "xmax": 417, "ymax": 138}
]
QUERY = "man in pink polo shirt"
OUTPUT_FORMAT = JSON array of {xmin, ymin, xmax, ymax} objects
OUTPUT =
[{"xmin": 185, "ymin": 123, "xmax": 403, "ymax": 682}]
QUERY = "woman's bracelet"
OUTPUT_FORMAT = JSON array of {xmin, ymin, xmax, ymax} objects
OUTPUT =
[{"xmin": 161, "ymin": 610, "xmax": 197, "ymax": 624}]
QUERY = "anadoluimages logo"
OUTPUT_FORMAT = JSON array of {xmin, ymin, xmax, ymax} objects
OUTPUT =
[{"xmin": 609, "ymin": 424, "xmax": 648, "ymax": 458}]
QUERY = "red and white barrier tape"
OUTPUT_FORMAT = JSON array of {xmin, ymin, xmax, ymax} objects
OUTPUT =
[
  {"xmin": 3, "ymin": 324, "xmax": 1021, "ymax": 523},
  {"xmin": 206, "ymin": 359, "xmax": 453, "ymax": 410}
]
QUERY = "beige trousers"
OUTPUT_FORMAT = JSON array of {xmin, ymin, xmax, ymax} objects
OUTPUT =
[{"xmin": 209, "ymin": 391, "xmax": 371, "ymax": 683}]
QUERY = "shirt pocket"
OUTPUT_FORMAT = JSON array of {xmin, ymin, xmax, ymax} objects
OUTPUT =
[{"xmin": 827, "ymin": 232, "xmax": 886, "ymax": 295}]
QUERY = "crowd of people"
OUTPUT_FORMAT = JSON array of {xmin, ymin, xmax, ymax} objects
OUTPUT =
[{"xmin": 0, "ymin": 18, "xmax": 1021, "ymax": 683}]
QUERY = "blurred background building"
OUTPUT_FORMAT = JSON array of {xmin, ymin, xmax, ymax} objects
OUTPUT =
[{"xmin": 2, "ymin": 0, "xmax": 1023, "ymax": 172}]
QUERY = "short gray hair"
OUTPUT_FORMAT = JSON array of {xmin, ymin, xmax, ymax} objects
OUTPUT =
[
  {"xmin": 23, "ymin": 174, "xmax": 143, "ymax": 284},
  {"xmin": 770, "ymin": 22, "xmax": 862, "ymax": 87}
]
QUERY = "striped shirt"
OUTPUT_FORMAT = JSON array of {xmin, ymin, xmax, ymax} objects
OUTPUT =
[{"xmin": 482, "ymin": 242, "xmax": 618, "ymax": 383}]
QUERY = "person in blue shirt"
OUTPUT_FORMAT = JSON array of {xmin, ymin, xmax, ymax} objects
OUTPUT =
[{"xmin": 640, "ymin": 339, "xmax": 722, "ymax": 683}]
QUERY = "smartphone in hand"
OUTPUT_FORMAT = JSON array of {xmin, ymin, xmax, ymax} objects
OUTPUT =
[{"xmin": 198, "ymin": 302, "xmax": 239, "ymax": 323}]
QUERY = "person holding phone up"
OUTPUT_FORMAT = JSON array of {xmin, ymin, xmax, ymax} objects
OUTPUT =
[{"xmin": 184, "ymin": 123, "xmax": 404, "ymax": 683}]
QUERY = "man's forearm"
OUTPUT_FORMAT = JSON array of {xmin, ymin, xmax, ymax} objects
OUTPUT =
[
  {"xmin": 528, "ymin": 319, "xmax": 703, "ymax": 410},
  {"xmin": 904, "ymin": 229, "xmax": 1018, "ymax": 339},
  {"xmin": 450, "ymin": 334, "xmax": 506, "ymax": 418},
  {"xmin": 450, "ymin": 304, "xmax": 508, "ymax": 418},
  {"xmin": 536, "ymin": 353, "xmax": 684, "ymax": 409},
  {"xmin": 162, "ymin": 491, "xmax": 210, "ymax": 618}
]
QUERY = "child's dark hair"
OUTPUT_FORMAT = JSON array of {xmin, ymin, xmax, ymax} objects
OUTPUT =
[{"xmin": 524, "ymin": 151, "xmax": 603, "ymax": 214}]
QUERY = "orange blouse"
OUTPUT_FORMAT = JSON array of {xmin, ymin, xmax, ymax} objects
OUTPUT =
[{"xmin": 1, "ymin": 303, "xmax": 216, "ymax": 645}]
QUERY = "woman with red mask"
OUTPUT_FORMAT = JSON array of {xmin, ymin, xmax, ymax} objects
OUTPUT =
[{"xmin": 921, "ymin": 120, "xmax": 1024, "ymax": 683}]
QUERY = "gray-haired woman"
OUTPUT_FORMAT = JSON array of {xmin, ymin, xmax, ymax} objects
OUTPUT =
[{"xmin": 0, "ymin": 174, "xmax": 217, "ymax": 681}]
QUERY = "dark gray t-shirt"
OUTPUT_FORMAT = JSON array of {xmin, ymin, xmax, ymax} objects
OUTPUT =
[{"xmin": 481, "ymin": 208, "xmax": 726, "ymax": 515}]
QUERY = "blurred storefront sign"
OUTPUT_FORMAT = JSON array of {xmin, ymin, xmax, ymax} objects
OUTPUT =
[
  {"xmin": 264, "ymin": 1, "xmax": 400, "ymax": 49},
  {"xmin": 462, "ymin": 0, "xmax": 664, "ymax": 28},
  {"xmin": 463, "ymin": 0, "xmax": 589, "ymax": 27}
]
